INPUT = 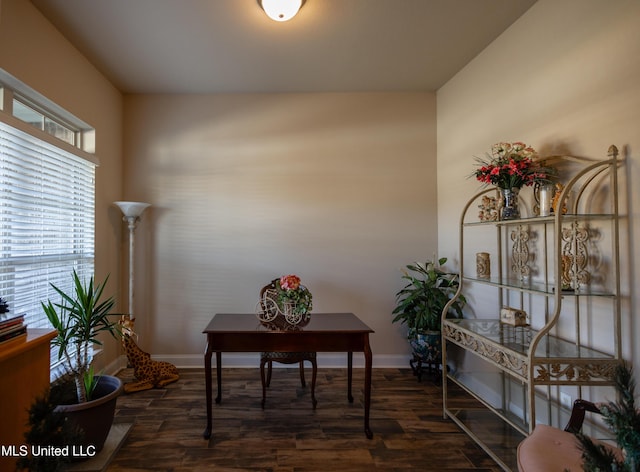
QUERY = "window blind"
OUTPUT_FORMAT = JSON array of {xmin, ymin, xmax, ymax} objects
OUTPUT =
[{"xmin": 0, "ymin": 120, "xmax": 95, "ymax": 375}]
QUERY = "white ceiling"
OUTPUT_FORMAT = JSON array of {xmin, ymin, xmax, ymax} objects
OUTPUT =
[{"xmin": 31, "ymin": 0, "xmax": 537, "ymax": 94}]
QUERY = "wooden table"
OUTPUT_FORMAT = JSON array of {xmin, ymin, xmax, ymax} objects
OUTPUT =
[
  {"xmin": 202, "ymin": 313, "xmax": 374, "ymax": 439},
  {"xmin": 0, "ymin": 329, "xmax": 56, "ymax": 471}
]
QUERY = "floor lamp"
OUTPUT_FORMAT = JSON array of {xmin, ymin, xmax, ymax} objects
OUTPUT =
[{"xmin": 114, "ymin": 201, "xmax": 151, "ymax": 321}]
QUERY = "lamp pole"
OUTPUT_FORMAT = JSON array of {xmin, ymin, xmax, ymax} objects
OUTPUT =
[{"xmin": 114, "ymin": 201, "xmax": 151, "ymax": 320}]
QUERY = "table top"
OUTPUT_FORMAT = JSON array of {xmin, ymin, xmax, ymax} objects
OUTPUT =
[
  {"xmin": 203, "ymin": 313, "xmax": 374, "ymax": 334},
  {"xmin": 0, "ymin": 329, "xmax": 56, "ymax": 363}
]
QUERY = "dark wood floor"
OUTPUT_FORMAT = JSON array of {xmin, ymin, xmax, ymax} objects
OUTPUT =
[{"xmin": 107, "ymin": 367, "xmax": 507, "ymax": 471}]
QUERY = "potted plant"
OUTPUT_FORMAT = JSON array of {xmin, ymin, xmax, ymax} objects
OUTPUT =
[
  {"xmin": 42, "ymin": 270, "xmax": 123, "ymax": 454},
  {"xmin": 392, "ymin": 257, "xmax": 465, "ymax": 376},
  {"xmin": 575, "ymin": 363, "xmax": 640, "ymax": 471}
]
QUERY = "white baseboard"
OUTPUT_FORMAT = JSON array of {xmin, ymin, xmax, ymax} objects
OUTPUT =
[{"xmin": 136, "ymin": 353, "xmax": 411, "ymax": 369}]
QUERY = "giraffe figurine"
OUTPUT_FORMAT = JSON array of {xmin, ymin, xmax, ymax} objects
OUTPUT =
[{"xmin": 119, "ymin": 316, "xmax": 180, "ymax": 393}]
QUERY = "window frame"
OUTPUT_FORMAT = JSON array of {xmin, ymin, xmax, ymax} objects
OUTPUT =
[{"xmin": 0, "ymin": 70, "xmax": 100, "ymax": 379}]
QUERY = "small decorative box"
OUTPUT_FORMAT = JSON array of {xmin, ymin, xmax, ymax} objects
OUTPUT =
[{"xmin": 500, "ymin": 307, "xmax": 528, "ymax": 326}]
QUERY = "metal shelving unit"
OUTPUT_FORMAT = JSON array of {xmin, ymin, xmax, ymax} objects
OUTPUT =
[{"xmin": 441, "ymin": 146, "xmax": 622, "ymax": 471}]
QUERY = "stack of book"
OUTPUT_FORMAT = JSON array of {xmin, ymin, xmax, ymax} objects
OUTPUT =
[{"xmin": 0, "ymin": 313, "xmax": 26, "ymax": 345}]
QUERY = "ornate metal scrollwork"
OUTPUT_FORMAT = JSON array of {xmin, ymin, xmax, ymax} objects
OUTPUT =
[
  {"xmin": 561, "ymin": 221, "xmax": 591, "ymax": 290},
  {"xmin": 511, "ymin": 225, "xmax": 530, "ymax": 279},
  {"xmin": 534, "ymin": 362, "xmax": 617, "ymax": 383},
  {"xmin": 443, "ymin": 323, "xmax": 529, "ymax": 378}
]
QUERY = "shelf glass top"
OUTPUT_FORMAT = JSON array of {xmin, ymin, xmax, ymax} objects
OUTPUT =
[{"xmin": 444, "ymin": 319, "xmax": 614, "ymax": 359}]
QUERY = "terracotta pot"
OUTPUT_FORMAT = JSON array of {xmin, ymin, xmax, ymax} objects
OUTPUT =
[{"xmin": 54, "ymin": 375, "xmax": 123, "ymax": 454}]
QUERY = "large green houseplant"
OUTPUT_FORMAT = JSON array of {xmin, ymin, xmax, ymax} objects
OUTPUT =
[
  {"xmin": 392, "ymin": 257, "xmax": 465, "ymax": 368},
  {"xmin": 41, "ymin": 270, "xmax": 123, "ymax": 453}
]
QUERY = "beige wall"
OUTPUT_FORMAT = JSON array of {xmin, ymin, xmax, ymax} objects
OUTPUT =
[
  {"xmin": 4, "ymin": 0, "xmax": 637, "ymax": 375},
  {"xmin": 123, "ymin": 92, "xmax": 437, "ymax": 366},
  {"xmin": 0, "ymin": 0, "xmax": 124, "ymax": 371},
  {"xmin": 437, "ymin": 0, "xmax": 640, "ymax": 372}
]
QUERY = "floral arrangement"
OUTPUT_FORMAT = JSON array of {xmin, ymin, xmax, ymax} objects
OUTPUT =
[
  {"xmin": 472, "ymin": 142, "xmax": 552, "ymax": 189},
  {"xmin": 276, "ymin": 274, "xmax": 313, "ymax": 316}
]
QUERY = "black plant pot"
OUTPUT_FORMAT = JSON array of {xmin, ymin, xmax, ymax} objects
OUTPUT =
[{"xmin": 54, "ymin": 375, "xmax": 123, "ymax": 454}]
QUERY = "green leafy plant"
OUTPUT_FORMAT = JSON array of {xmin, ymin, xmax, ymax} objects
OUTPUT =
[
  {"xmin": 17, "ymin": 389, "xmax": 83, "ymax": 472},
  {"xmin": 576, "ymin": 363, "xmax": 640, "ymax": 472},
  {"xmin": 276, "ymin": 274, "xmax": 313, "ymax": 316},
  {"xmin": 392, "ymin": 257, "xmax": 465, "ymax": 333},
  {"xmin": 83, "ymin": 365, "xmax": 102, "ymax": 402},
  {"xmin": 42, "ymin": 270, "xmax": 118, "ymax": 403}
]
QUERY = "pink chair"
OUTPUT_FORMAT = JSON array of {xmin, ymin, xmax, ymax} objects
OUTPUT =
[{"xmin": 517, "ymin": 400, "xmax": 622, "ymax": 472}]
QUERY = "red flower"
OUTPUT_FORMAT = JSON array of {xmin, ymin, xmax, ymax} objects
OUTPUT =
[
  {"xmin": 471, "ymin": 142, "xmax": 553, "ymax": 189},
  {"xmin": 279, "ymin": 274, "xmax": 301, "ymax": 291}
]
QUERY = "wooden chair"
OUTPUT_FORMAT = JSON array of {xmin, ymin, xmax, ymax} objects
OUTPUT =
[{"xmin": 258, "ymin": 280, "xmax": 317, "ymax": 409}]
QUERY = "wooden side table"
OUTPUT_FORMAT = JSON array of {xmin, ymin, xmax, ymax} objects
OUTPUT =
[
  {"xmin": 0, "ymin": 329, "xmax": 56, "ymax": 471},
  {"xmin": 203, "ymin": 313, "xmax": 374, "ymax": 440}
]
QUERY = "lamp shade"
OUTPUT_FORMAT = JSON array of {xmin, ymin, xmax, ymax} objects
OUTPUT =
[
  {"xmin": 114, "ymin": 201, "xmax": 151, "ymax": 218},
  {"xmin": 259, "ymin": 0, "xmax": 303, "ymax": 22}
]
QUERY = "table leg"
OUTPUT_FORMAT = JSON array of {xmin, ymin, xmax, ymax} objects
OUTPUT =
[
  {"xmin": 203, "ymin": 341, "xmax": 212, "ymax": 439},
  {"xmin": 347, "ymin": 351, "xmax": 354, "ymax": 403},
  {"xmin": 363, "ymin": 335, "xmax": 373, "ymax": 439},
  {"xmin": 215, "ymin": 351, "xmax": 222, "ymax": 404}
]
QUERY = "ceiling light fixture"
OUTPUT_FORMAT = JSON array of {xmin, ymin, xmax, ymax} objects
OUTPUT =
[{"xmin": 258, "ymin": 0, "xmax": 305, "ymax": 22}]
